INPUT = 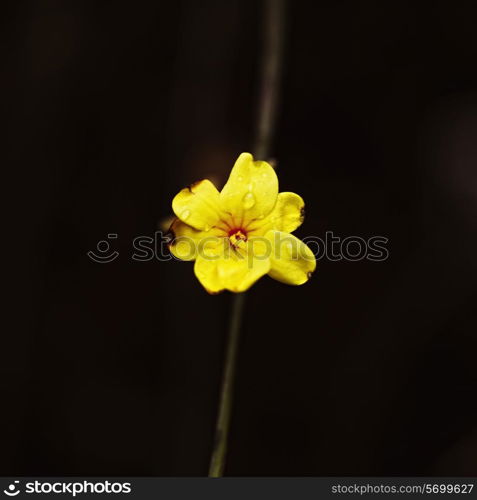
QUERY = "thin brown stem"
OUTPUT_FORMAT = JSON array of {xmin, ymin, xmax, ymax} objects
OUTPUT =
[{"xmin": 208, "ymin": 0, "xmax": 286, "ymax": 478}]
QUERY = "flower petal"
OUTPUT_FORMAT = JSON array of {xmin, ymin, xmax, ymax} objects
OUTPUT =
[
  {"xmin": 219, "ymin": 251, "xmax": 271, "ymax": 293},
  {"xmin": 247, "ymin": 192, "xmax": 305, "ymax": 235},
  {"xmin": 172, "ymin": 179, "xmax": 221, "ymax": 231},
  {"xmin": 194, "ymin": 254, "xmax": 224, "ymax": 294},
  {"xmin": 265, "ymin": 230, "xmax": 316, "ymax": 285},
  {"xmin": 220, "ymin": 152, "xmax": 278, "ymax": 225},
  {"xmin": 167, "ymin": 218, "xmax": 223, "ymax": 261},
  {"xmin": 194, "ymin": 240, "xmax": 271, "ymax": 293}
]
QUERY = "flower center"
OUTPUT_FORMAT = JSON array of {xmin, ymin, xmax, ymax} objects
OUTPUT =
[{"xmin": 228, "ymin": 228, "xmax": 247, "ymax": 248}]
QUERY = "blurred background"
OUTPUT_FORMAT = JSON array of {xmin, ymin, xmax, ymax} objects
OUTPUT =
[{"xmin": 3, "ymin": 0, "xmax": 477, "ymax": 475}]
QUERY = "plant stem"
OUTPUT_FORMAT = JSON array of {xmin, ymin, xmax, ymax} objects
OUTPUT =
[
  {"xmin": 254, "ymin": 0, "xmax": 286, "ymax": 160},
  {"xmin": 208, "ymin": 0, "xmax": 286, "ymax": 478},
  {"xmin": 208, "ymin": 292, "xmax": 246, "ymax": 477}
]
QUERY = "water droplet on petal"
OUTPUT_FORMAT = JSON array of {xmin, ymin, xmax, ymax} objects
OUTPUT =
[
  {"xmin": 238, "ymin": 175, "xmax": 244, "ymax": 182},
  {"xmin": 204, "ymin": 224, "xmax": 211, "ymax": 232},
  {"xmin": 307, "ymin": 271, "xmax": 313, "ymax": 279},
  {"xmin": 242, "ymin": 192, "xmax": 255, "ymax": 209},
  {"xmin": 181, "ymin": 209, "xmax": 191, "ymax": 220}
]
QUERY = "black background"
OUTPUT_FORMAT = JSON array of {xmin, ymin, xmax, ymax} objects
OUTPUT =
[{"xmin": 3, "ymin": 0, "xmax": 477, "ymax": 475}]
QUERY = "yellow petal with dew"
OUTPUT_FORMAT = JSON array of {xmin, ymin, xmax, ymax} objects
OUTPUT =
[
  {"xmin": 218, "ymin": 246, "xmax": 271, "ymax": 293},
  {"xmin": 219, "ymin": 152, "xmax": 278, "ymax": 226},
  {"xmin": 194, "ymin": 238, "xmax": 271, "ymax": 293},
  {"xmin": 247, "ymin": 192, "xmax": 305, "ymax": 236},
  {"xmin": 265, "ymin": 230, "xmax": 316, "ymax": 285},
  {"xmin": 194, "ymin": 254, "xmax": 224, "ymax": 294},
  {"xmin": 172, "ymin": 179, "xmax": 222, "ymax": 231},
  {"xmin": 167, "ymin": 218, "xmax": 224, "ymax": 261}
]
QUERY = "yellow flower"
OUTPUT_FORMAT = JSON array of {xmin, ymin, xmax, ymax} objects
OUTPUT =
[{"xmin": 168, "ymin": 153, "xmax": 316, "ymax": 294}]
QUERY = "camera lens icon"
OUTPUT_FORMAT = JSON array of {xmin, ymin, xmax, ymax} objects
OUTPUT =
[
  {"xmin": 4, "ymin": 481, "xmax": 20, "ymax": 497},
  {"xmin": 87, "ymin": 233, "xmax": 119, "ymax": 263}
]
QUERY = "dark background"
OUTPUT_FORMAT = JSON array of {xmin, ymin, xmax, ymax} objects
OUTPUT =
[{"xmin": 3, "ymin": 0, "xmax": 477, "ymax": 475}]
